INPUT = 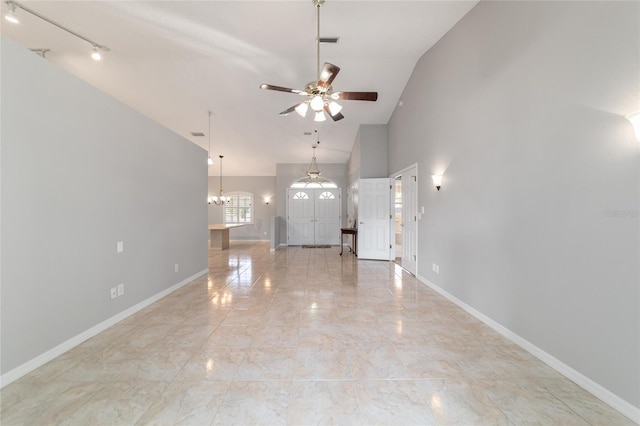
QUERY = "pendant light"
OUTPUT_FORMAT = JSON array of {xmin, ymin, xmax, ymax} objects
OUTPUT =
[
  {"xmin": 207, "ymin": 111, "xmax": 214, "ymax": 166},
  {"xmin": 294, "ymin": 129, "xmax": 334, "ymax": 188},
  {"xmin": 210, "ymin": 155, "xmax": 226, "ymax": 206}
]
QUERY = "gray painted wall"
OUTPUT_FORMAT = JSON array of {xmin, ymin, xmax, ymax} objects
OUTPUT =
[
  {"xmin": 388, "ymin": 1, "xmax": 639, "ymax": 408},
  {"xmin": 207, "ymin": 176, "xmax": 276, "ymax": 240},
  {"xmin": 360, "ymin": 125, "xmax": 388, "ymax": 179},
  {"xmin": 275, "ymin": 163, "xmax": 348, "ymax": 245},
  {"xmin": 347, "ymin": 124, "xmax": 389, "ymax": 186},
  {"xmin": 1, "ymin": 37, "xmax": 208, "ymax": 374},
  {"xmin": 348, "ymin": 128, "xmax": 361, "ymax": 186}
]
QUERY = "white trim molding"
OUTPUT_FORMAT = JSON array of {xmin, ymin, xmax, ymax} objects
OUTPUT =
[
  {"xmin": 417, "ymin": 274, "xmax": 640, "ymax": 424},
  {"xmin": 0, "ymin": 269, "xmax": 208, "ymax": 388}
]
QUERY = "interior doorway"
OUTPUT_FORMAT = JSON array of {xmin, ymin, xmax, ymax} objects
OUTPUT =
[
  {"xmin": 392, "ymin": 165, "xmax": 418, "ymax": 275},
  {"xmin": 394, "ymin": 176, "xmax": 403, "ymax": 264}
]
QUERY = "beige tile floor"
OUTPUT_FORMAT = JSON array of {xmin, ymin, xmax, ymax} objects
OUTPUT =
[{"xmin": 1, "ymin": 243, "xmax": 635, "ymax": 425}]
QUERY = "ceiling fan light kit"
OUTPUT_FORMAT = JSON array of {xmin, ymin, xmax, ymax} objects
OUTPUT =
[{"xmin": 260, "ymin": 0, "xmax": 378, "ymax": 122}]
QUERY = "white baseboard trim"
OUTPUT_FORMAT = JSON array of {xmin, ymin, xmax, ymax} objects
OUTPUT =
[
  {"xmin": 229, "ymin": 239, "xmax": 269, "ymax": 243},
  {"xmin": 0, "ymin": 269, "xmax": 208, "ymax": 389},
  {"xmin": 416, "ymin": 273, "xmax": 640, "ymax": 424}
]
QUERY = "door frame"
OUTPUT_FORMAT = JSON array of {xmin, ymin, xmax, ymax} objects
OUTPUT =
[{"xmin": 390, "ymin": 163, "xmax": 418, "ymax": 275}]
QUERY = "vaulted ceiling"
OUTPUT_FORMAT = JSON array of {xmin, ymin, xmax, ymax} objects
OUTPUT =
[{"xmin": 1, "ymin": 0, "xmax": 478, "ymax": 175}]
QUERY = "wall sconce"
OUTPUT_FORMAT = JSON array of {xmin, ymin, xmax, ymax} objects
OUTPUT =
[
  {"xmin": 431, "ymin": 174, "xmax": 443, "ymax": 191},
  {"xmin": 626, "ymin": 112, "xmax": 640, "ymax": 142},
  {"xmin": 264, "ymin": 196, "xmax": 271, "ymax": 205}
]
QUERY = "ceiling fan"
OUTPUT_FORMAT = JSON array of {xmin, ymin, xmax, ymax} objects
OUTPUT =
[{"xmin": 259, "ymin": 0, "xmax": 378, "ymax": 122}]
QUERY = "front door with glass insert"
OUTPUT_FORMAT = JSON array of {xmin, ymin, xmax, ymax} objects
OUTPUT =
[{"xmin": 287, "ymin": 188, "xmax": 341, "ymax": 245}]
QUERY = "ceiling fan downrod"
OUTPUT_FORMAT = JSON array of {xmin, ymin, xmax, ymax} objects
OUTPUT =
[{"xmin": 313, "ymin": 0, "xmax": 325, "ymax": 82}]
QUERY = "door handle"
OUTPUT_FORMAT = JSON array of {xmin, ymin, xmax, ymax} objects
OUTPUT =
[{"xmin": 359, "ymin": 221, "xmax": 364, "ymax": 224}]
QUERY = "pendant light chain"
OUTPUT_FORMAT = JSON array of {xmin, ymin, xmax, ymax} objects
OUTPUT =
[
  {"xmin": 207, "ymin": 111, "xmax": 213, "ymax": 165},
  {"xmin": 219, "ymin": 155, "xmax": 223, "ymax": 195},
  {"xmin": 211, "ymin": 154, "xmax": 226, "ymax": 206}
]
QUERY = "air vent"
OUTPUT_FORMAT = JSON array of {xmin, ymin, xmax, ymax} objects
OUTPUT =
[
  {"xmin": 191, "ymin": 132, "xmax": 205, "ymax": 137},
  {"xmin": 319, "ymin": 37, "xmax": 339, "ymax": 44}
]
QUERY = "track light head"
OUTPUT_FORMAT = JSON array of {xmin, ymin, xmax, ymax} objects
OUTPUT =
[
  {"xmin": 5, "ymin": 1, "xmax": 19, "ymax": 24},
  {"xmin": 91, "ymin": 45, "xmax": 102, "ymax": 61}
]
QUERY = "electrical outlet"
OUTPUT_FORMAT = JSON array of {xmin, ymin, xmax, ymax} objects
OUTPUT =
[
  {"xmin": 110, "ymin": 287, "xmax": 117, "ymax": 299},
  {"xmin": 432, "ymin": 263, "xmax": 436, "ymax": 272},
  {"xmin": 436, "ymin": 264, "xmax": 440, "ymax": 274},
  {"xmin": 117, "ymin": 283, "xmax": 124, "ymax": 296},
  {"xmin": 116, "ymin": 241, "xmax": 124, "ymax": 253},
  {"xmin": 174, "ymin": 263, "xmax": 179, "ymax": 273}
]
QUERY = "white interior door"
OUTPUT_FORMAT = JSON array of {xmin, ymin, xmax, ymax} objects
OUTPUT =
[
  {"xmin": 315, "ymin": 189, "xmax": 341, "ymax": 245},
  {"xmin": 401, "ymin": 170, "xmax": 418, "ymax": 274},
  {"xmin": 287, "ymin": 189, "xmax": 314, "ymax": 245},
  {"xmin": 358, "ymin": 178, "xmax": 392, "ymax": 260}
]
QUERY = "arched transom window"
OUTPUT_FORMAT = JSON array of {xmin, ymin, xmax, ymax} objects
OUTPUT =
[
  {"xmin": 319, "ymin": 191, "xmax": 336, "ymax": 200},
  {"xmin": 292, "ymin": 192, "xmax": 309, "ymax": 200}
]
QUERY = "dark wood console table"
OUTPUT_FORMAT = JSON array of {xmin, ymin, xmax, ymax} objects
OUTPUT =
[{"xmin": 339, "ymin": 228, "xmax": 357, "ymax": 256}]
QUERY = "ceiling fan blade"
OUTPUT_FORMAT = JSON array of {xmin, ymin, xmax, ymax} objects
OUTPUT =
[
  {"xmin": 279, "ymin": 101, "xmax": 309, "ymax": 117},
  {"xmin": 318, "ymin": 62, "xmax": 341, "ymax": 90},
  {"xmin": 332, "ymin": 91, "xmax": 378, "ymax": 101},
  {"xmin": 329, "ymin": 111, "xmax": 344, "ymax": 121},
  {"xmin": 279, "ymin": 104, "xmax": 299, "ymax": 116},
  {"xmin": 324, "ymin": 104, "xmax": 344, "ymax": 121},
  {"xmin": 260, "ymin": 84, "xmax": 307, "ymax": 95}
]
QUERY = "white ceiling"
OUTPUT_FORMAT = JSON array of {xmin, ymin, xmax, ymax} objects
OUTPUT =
[{"xmin": 1, "ymin": 0, "xmax": 477, "ymax": 176}]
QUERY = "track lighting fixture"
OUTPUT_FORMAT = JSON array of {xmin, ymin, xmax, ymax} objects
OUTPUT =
[
  {"xmin": 4, "ymin": 0, "xmax": 18, "ymax": 23},
  {"xmin": 4, "ymin": 0, "xmax": 110, "ymax": 60},
  {"xmin": 91, "ymin": 45, "xmax": 101, "ymax": 61}
]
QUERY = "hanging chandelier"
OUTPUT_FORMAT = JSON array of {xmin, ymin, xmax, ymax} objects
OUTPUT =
[
  {"xmin": 293, "ymin": 130, "xmax": 335, "ymax": 187},
  {"xmin": 209, "ymin": 155, "xmax": 227, "ymax": 205}
]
